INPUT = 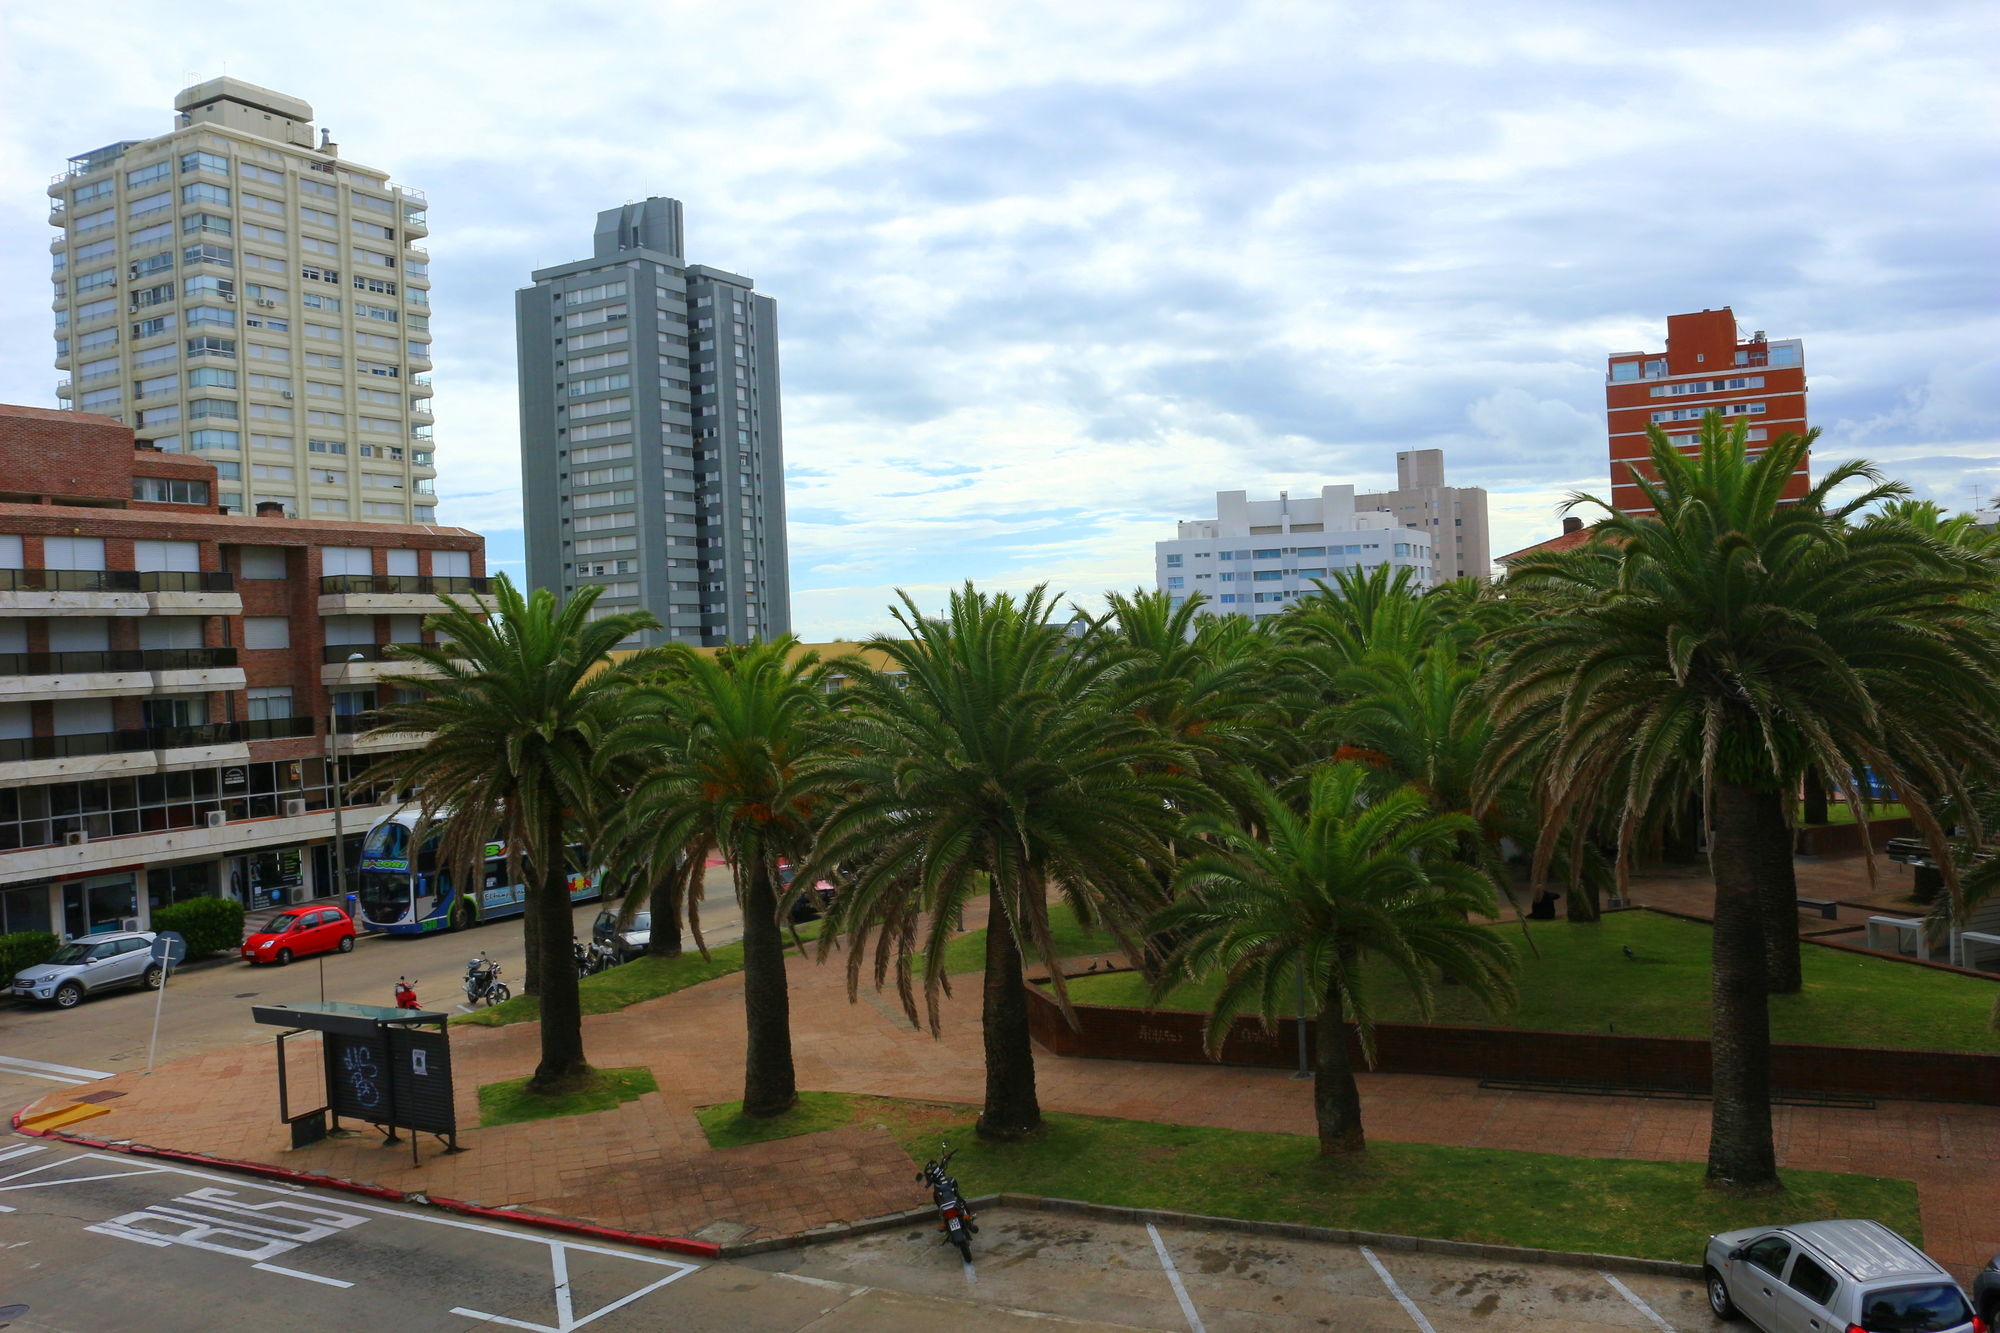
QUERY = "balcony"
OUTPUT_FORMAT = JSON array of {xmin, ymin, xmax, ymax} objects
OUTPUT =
[
  {"xmin": 0, "ymin": 647, "xmax": 244, "ymax": 703},
  {"xmin": 55, "ymin": 380, "xmax": 73, "ymax": 398},
  {"xmin": 317, "ymin": 573, "xmax": 487, "ymax": 615},
  {"xmin": 0, "ymin": 720, "xmax": 261, "ymax": 783},
  {"xmin": 321, "ymin": 641, "xmax": 450, "ymax": 684},
  {"xmin": 402, "ymin": 211, "xmax": 428, "ymax": 238},
  {"xmin": 0, "ymin": 568, "xmax": 239, "ymax": 616},
  {"xmin": 329, "ymin": 709, "xmax": 430, "ymax": 754}
]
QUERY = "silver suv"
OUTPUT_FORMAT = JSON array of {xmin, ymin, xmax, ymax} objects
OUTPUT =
[
  {"xmin": 1705, "ymin": 1218, "xmax": 1977, "ymax": 1332},
  {"xmin": 6, "ymin": 932, "xmax": 162, "ymax": 1009}
]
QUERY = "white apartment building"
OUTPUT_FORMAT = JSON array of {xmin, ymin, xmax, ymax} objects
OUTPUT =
[
  {"xmin": 48, "ymin": 79, "xmax": 436, "ymax": 524},
  {"xmin": 1156, "ymin": 486, "xmax": 1435, "ymax": 621},
  {"xmin": 1353, "ymin": 449, "xmax": 1491, "ymax": 583}
]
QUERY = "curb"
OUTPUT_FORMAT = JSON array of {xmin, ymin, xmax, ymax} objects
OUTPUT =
[
  {"xmin": 720, "ymin": 1190, "xmax": 1701, "ymax": 1279},
  {"xmin": 9, "ymin": 1106, "xmax": 719, "ymax": 1259}
]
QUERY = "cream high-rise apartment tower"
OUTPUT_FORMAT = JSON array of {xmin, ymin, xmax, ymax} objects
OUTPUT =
[{"xmin": 48, "ymin": 79, "xmax": 436, "ymax": 522}]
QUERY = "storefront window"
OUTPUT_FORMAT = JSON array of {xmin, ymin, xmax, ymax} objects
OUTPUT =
[
  {"xmin": 1, "ymin": 883, "xmax": 53, "ymax": 935},
  {"xmin": 147, "ymin": 861, "xmax": 218, "ymax": 913},
  {"xmin": 62, "ymin": 875, "xmax": 137, "ymax": 937}
]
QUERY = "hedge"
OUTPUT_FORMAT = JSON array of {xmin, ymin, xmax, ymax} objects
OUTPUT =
[
  {"xmin": 150, "ymin": 896, "xmax": 246, "ymax": 958},
  {"xmin": 0, "ymin": 931, "xmax": 59, "ymax": 980}
]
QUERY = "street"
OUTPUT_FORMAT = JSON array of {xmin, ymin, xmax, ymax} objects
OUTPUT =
[
  {"xmin": 0, "ymin": 870, "xmax": 744, "ymax": 1115},
  {"xmin": 0, "ymin": 1138, "xmax": 1726, "ymax": 1332}
]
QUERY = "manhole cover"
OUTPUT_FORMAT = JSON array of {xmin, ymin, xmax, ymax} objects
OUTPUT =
[
  {"xmin": 233, "ymin": 992, "xmax": 260, "ymax": 998},
  {"xmin": 74, "ymin": 1091, "xmax": 127, "ymax": 1104}
]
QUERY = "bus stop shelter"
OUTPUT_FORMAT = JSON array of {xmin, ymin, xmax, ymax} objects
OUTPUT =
[{"xmin": 252, "ymin": 999, "xmax": 460, "ymax": 1165}]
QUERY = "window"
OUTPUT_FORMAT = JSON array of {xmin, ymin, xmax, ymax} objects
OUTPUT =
[
  {"xmin": 252, "ymin": 463, "xmax": 294, "ymax": 482},
  {"xmin": 246, "ymin": 686, "xmax": 292, "ymax": 721},
  {"xmin": 81, "ymin": 387, "xmax": 123, "ymax": 411},
  {"xmin": 1252, "ymin": 570, "xmax": 1282, "ymax": 582},
  {"xmin": 299, "ymin": 206, "xmax": 338, "ymax": 228},
  {"xmin": 129, "ymin": 220, "xmax": 173, "ymax": 248},
  {"xmin": 305, "ymin": 322, "xmax": 340, "ymax": 341},
  {"xmin": 76, "ymin": 267, "xmax": 118, "ymax": 294},
  {"xmin": 304, "ymin": 351, "xmax": 341, "ymax": 369},
  {"xmin": 352, "ymin": 192, "xmax": 393, "ymax": 214},
  {"xmin": 74, "ymin": 238, "xmax": 116, "ymax": 262},
  {"xmin": 412, "ymin": 451, "xmax": 432, "ymax": 468},
  {"xmin": 136, "ymin": 373, "xmax": 179, "ymax": 398},
  {"xmin": 569, "ymin": 396, "xmax": 630, "ymax": 420},
  {"xmin": 189, "ymin": 430, "xmax": 239, "ymax": 451},
  {"xmin": 247, "ymin": 403, "xmax": 292, "ymax": 422},
  {"xmin": 568, "ymin": 374, "xmax": 630, "ymax": 397},
  {"xmin": 568, "ymin": 326, "xmax": 626, "ymax": 351},
  {"xmin": 574, "ymin": 465, "xmax": 635, "ymax": 486},
  {"xmin": 239, "ymin": 162, "xmax": 284, "ymax": 185},
  {"xmin": 311, "ymin": 497, "xmax": 349, "ymax": 515},
  {"xmin": 183, "ymin": 242, "xmax": 233, "ymax": 268},
  {"xmin": 185, "ymin": 304, "xmax": 236, "ymax": 327},
  {"xmin": 73, "ymin": 206, "xmax": 115, "ymax": 234},
  {"xmin": 132, "ymin": 477, "xmax": 210, "ymax": 505},
  {"xmin": 189, "ymin": 367, "xmax": 238, "ymax": 388},
  {"xmin": 1165, "ymin": 554, "xmax": 1183, "ymax": 568},
  {"xmin": 306, "ymin": 410, "xmax": 345, "ymax": 428},
  {"xmin": 361, "ymin": 473, "xmax": 403, "ymax": 490},
  {"xmin": 1742, "ymin": 1237, "xmax": 1791, "ymax": 1278},
  {"xmin": 79, "ymin": 327, "xmax": 118, "ymax": 352},
  {"xmin": 131, "ymin": 314, "xmax": 174, "ymax": 339},
  {"xmin": 132, "ymin": 281, "xmax": 174, "ymax": 308},
  {"xmin": 568, "ymin": 350, "xmax": 629, "ymax": 374},
  {"xmin": 211, "ymin": 461, "xmax": 239, "ymax": 479},
  {"xmin": 77, "ymin": 297, "xmax": 118, "ymax": 323},
  {"xmin": 1166, "ymin": 576, "xmax": 1185, "ymax": 590},
  {"xmin": 126, "ymin": 161, "xmax": 171, "ymax": 188},
  {"xmin": 571, "ymin": 442, "xmax": 632, "ymax": 463},
  {"xmin": 186, "ymin": 335, "xmax": 236, "ymax": 358},
  {"xmin": 189, "ymin": 398, "xmax": 238, "ymax": 420},
  {"xmin": 352, "ymin": 248, "xmax": 396, "ymax": 269},
  {"xmin": 358, "ymin": 416, "xmax": 401, "ymax": 434},
  {"xmin": 1252, "ymin": 548, "xmax": 1281, "ymax": 559},
  {"xmin": 128, "ymin": 191, "xmax": 172, "ymax": 217},
  {"xmin": 301, "ymin": 235, "xmax": 338, "ymax": 256},
  {"xmin": 357, "ymin": 359, "xmax": 399, "ymax": 378},
  {"xmin": 244, "ymin": 314, "xmax": 287, "ymax": 332},
  {"xmin": 181, "ymin": 212, "xmax": 231, "ymax": 237},
  {"xmin": 362, "ymin": 501, "xmax": 406, "ymax": 519},
  {"xmin": 572, "ymin": 489, "xmax": 636, "ymax": 509},
  {"xmin": 298, "ymin": 176, "xmax": 337, "ymax": 200},
  {"xmin": 245, "ymin": 372, "xmax": 288, "ymax": 392},
  {"xmin": 308, "ymin": 439, "xmax": 347, "ymax": 455},
  {"xmin": 572, "ymin": 511, "xmax": 633, "ymax": 532},
  {"xmin": 309, "ymin": 466, "xmax": 346, "ymax": 485},
  {"xmin": 133, "ymin": 344, "xmax": 176, "ymax": 369},
  {"xmin": 1784, "ymin": 1254, "xmax": 1837, "ymax": 1307},
  {"xmin": 307, "ymin": 380, "xmax": 344, "ymax": 399},
  {"xmin": 135, "ymin": 405, "xmax": 179, "ymax": 427},
  {"xmin": 181, "ymin": 182, "xmax": 230, "ymax": 207},
  {"xmin": 243, "ymin": 222, "xmax": 287, "ymax": 245},
  {"xmin": 179, "ymin": 150, "xmax": 229, "ymax": 176},
  {"xmin": 354, "ymin": 301, "xmax": 398, "ymax": 324},
  {"xmin": 570, "ymin": 420, "xmax": 630, "ymax": 442},
  {"xmin": 354, "ymin": 331, "xmax": 397, "ymax": 352},
  {"xmin": 351, "ymin": 219, "xmax": 395, "ymax": 240},
  {"xmin": 241, "ymin": 192, "xmax": 284, "ymax": 215},
  {"xmin": 565, "ymin": 281, "xmax": 628, "ymax": 306},
  {"xmin": 353, "ymin": 275, "xmax": 395, "ymax": 295},
  {"xmin": 183, "ymin": 274, "xmax": 234, "ymax": 300},
  {"xmin": 357, "ymin": 387, "xmax": 400, "ymax": 408}
]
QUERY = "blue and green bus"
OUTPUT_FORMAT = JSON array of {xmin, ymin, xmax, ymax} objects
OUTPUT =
[{"xmin": 355, "ymin": 811, "xmax": 602, "ymax": 935}]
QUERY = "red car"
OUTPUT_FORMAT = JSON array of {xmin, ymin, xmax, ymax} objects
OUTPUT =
[{"xmin": 241, "ymin": 906, "xmax": 357, "ymax": 965}]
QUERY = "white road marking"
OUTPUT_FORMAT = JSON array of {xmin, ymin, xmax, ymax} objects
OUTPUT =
[
  {"xmin": 0, "ymin": 1144, "xmax": 47, "ymax": 1164},
  {"xmin": 0, "ymin": 1053, "xmax": 114, "ymax": 1080},
  {"xmin": 253, "ymin": 1261, "xmax": 353, "ymax": 1288},
  {"xmin": 1145, "ymin": 1222, "xmax": 1206, "ymax": 1333},
  {"xmin": 1360, "ymin": 1246, "xmax": 1437, "ymax": 1333},
  {"xmin": 1601, "ymin": 1272, "xmax": 1677, "ymax": 1333}
]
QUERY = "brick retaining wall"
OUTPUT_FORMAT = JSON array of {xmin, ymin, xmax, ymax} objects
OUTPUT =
[{"xmin": 1026, "ymin": 983, "xmax": 2000, "ymax": 1105}]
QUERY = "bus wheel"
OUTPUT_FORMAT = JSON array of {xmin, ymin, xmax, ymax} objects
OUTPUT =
[{"xmin": 451, "ymin": 900, "xmax": 476, "ymax": 932}]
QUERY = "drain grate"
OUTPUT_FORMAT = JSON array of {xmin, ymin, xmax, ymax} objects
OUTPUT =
[{"xmin": 72, "ymin": 1090, "xmax": 127, "ymax": 1105}]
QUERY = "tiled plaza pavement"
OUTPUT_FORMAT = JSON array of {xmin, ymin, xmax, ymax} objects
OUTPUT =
[{"xmin": 21, "ymin": 891, "xmax": 2000, "ymax": 1281}]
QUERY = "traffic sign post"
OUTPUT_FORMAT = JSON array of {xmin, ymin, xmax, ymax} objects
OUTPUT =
[{"xmin": 144, "ymin": 931, "xmax": 187, "ymax": 1077}]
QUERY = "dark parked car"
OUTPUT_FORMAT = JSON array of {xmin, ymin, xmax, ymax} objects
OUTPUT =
[{"xmin": 1975, "ymin": 1255, "xmax": 1998, "ymax": 1328}]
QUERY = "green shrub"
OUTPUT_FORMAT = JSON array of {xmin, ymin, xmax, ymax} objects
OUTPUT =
[
  {"xmin": 150, "ymin": 896, "xmax": 246, "ymax": 957},
  {"xmin": 0, "ymin": 931, "xmax": 59, "ymax": 979}
]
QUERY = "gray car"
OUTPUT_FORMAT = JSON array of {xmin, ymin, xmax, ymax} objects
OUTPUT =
[
  {"xmin": 1705, "ymin": 1218, "xmax": 1976, "ymax": 1332},
  {"xmin": 6, "ymin": 932, "xmax": 163, "ymax": 1009}
]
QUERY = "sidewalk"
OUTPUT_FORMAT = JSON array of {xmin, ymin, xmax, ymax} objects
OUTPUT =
[{"xmin": 21, "ymin": 885, "xmax": 2000, "ymax": 1283}]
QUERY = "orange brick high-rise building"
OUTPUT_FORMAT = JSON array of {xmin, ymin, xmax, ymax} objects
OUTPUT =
[{"xmin": 1604, "ymin": 308, "xmax": 1808, "ymax": 513}]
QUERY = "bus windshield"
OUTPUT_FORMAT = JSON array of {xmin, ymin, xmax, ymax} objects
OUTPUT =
[{"xmin": 357, "ymin": 871, "xmax": 413, "ymax": 925}]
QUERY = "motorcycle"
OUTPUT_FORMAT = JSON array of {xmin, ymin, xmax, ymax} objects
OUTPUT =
[
  {"xmin": 392, "ymin": 976, "xmax": 421, "ymax": 1010},
  {"xmin": 588, "ymin": 940, "xmax": 620, "ymax": 974},
  {"xmin": 572, "ymin": 939, "xmax": 594, "ymax": 980},
  {"xmin": 463, "ymin": 954, "xmax": 510, "ymax": 1007},
  {"xmin": 918, "ymin": 1139, "xmax": 977, "ymax": 1261}
]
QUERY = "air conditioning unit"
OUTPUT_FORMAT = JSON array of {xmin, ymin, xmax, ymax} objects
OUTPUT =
[
  {"xmin": 120, "ymin": 917, "xmax": 140, "ymax": 933},
  {"xmin": 223, "ymin": 291, "xmax": 236, "ymax": 301},
  {"xmin": 64, "ymin": 830, "xmax": 89, "ymax": 846},
  {"xmin": 282, "ymin": 798, "xmax": 307, "ymax": 817},
  {"xmin": 205, "ymin": 810, "xmax": 227, "ymax": 828},
  {"xmin": 281, "ymin": 390, "xmax": 294, "ymax": 399},
  {"xmin": 256, "ymin": 299, "xmax": 277, "ymax": 308}
]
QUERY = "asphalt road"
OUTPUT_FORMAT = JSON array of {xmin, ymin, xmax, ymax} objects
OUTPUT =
[
  {"xmin": 0, "ymin": 1139, "xmax": 1138, "ymax": 1332},
  {"xmin": 0, "ymin": 870, "xmax": 744, "ymax": 1114}
]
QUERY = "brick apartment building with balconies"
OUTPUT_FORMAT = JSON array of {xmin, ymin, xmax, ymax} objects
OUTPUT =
[{"xmin": 0, "ymin": 404, "xmax": 483, "ymax": 940}]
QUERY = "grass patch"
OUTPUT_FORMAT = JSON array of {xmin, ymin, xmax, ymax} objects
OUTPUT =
[
  {"xmin": 924, "ymin": 901, "xmax": 1116, "ymax": 975},
  {"xmin": 455, "ymin": 922, "xmax": 822, "ymax": 1029},
  {"xmin": 1819, "ymin": 802, "xmax": 1908, "ymax": 826},
  {"xmin": 1066, "ymin": 911, "xmax": 2000, "ymax": 1054},
  {"xmin": 696, "ymin": 1091, "xmax": 866, "ymax": 1148},
  {"xmin": 700, "ymin": 1093, "xmax": 1920, "ymax": 1263},
  {"xmin": 477, "ymin": 1065, "xmax": 658, "ymax": 1128}
]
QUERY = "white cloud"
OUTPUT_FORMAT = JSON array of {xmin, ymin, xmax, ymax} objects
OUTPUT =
[{"xmin": 1, "ymin": 0, "xmax": 1995, "ymax": 638}]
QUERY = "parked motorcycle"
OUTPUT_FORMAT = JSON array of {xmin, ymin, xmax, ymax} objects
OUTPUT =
[
  {"xmin": 392, "ymin": 976, "xmax": 421, "ymax": 1010},
  {"xmin": 918, "ymin": 1139, "xmax": 977, "ymax": 1261},
  {"xmin": 463, "ymin": 954, "xmax": 510, "ymax": 1007},
  {"xmin": 587, "ymin": 940, "xmax": 620, "ymax": 974},
  {"xmin": 572, "ymin": 939, "xmax": 594, "ymax": 980}
]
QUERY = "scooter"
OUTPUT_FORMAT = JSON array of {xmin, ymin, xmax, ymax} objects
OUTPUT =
[
  {"xmin": 918, "ymin": 1140, "xmax": 977, "ymax": 1261},
  {"xmin": 463, "ymin": 954, "xmax": 510, "ymax": 1007},
  {"xmin": 392, "ymin": 976, "xmax": 421, "ymax": 1010}
]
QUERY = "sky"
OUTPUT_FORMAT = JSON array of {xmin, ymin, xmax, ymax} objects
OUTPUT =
[{"xmin": 2, "ymin": 1, "xmax": 1995, "ymax": 639}]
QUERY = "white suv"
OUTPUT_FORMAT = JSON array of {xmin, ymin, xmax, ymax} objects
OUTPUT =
[
  {"xmin": 1705, "ymin": 1218, "xmax": 1978, "ymax": 1332},
  {"xmin": 6, "ymin": 932, "xmax": 162, "ymax": 1009}
]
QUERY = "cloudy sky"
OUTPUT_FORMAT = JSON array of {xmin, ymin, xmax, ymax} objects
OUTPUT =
[{"xmin": 2, "ymin": 1, "xmax": 1995, "ymax": 638}]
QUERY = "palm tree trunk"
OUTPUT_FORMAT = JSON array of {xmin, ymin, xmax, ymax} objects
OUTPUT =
[
  {"xmin": 1314, "ymin": 973, "xmax": 1366, "ymax": 1157},
  {"xmin": 521, "ymin": 869, "xmax": 545, "ymax": 997},
  {"xmin": 1706, "ymin": 780, "xmax": 1782, "ymax": 1191},
  {"xmin": 645, "ymin": 860, "xmax": 683, "ymax": 958},
  {"xmin": 1802, "ymin": 767, "xmax": 1828, "ymax": 826},
  {"xmin": 739, "ymin": 853, "xmax": 797, "ymax": 1118},
  {"xmin": 528, "ymin": 816, "xmax": 589, "ymax": 1092},
  {"xmin": 1750, "ymin": 785, "xmax": 1803, "ymax": 995},
  {"xmin": 976, "ymin": 891, "xmax": 1042, "ymax": 1141}
]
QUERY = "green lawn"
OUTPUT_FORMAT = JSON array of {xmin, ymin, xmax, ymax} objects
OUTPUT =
[
  {"xmin": 922, "ymin": 901, "xmax": 1116, "ymax": 975},
  {"xmin": 477, "ymin": 1065, "xmax": 658, "ymax": 1127},
  {"xmin": 697, "ymin": 1091, "xmax": 864, "ymax": 1148},
  {"xmin": 1064, "ymin": 911, "xmax": 2000, "ymax": 1053},
  {"xmin": 454, "ymin": 921, "xmax": 822, "ymax": 1028},
  {"xmin": 1818, "ymin": 802, "xmax": 1908, "ymax": 826},
  {"xmin": 687, "ymin": 1093, "xmax": 1919, "ymax": 1263}
]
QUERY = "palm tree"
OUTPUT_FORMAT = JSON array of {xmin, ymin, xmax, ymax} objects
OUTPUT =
[
  {"xmin": 1484, "ymin": 416, "xmax": 2000, "ymax": 1189},
  {"xmin": 1154, "ymin": 761, "xmax": 1516, "ymax": 1157},
  {"xmin": 801, "ymin": 584, "xmax": 1197, "ymax": 1140},
  {"xmin": 596, "ymin": 638, "xmax": 831, "ymax": 1118},
  {"xmin": 369, "ymin": 577, "xmax": 658, "ymax": 1094}
]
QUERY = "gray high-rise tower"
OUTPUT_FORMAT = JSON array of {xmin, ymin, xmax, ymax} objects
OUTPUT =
[{"xmin": 517, "ymin": 197, "xmax": 789, "ymax": 645}]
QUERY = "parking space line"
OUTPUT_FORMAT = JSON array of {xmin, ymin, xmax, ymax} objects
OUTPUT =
[
  {"xmin": 1360, "ymin": 1247, "xmax": 1437, "ymax": 1333},
  {"xmin": 0, "ymin": 1053, "xmax": 113, "ymax": 1081},
  {"xmin": 253, "ymin": 1261, "xmax": 353, "ymax": 1289},
  {"xmin": 1145, "ymin": 1222, "xmax": 1206, "ymax": 1333},
  {"xmin": 1600, "ymin": 1272, "xmax": 1677, "ymax": 1332}
]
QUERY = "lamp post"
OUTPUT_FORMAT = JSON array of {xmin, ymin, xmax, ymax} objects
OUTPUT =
[{"xmin": 320, "ymin": 652, "xmax": 366, "ymax": 1005}]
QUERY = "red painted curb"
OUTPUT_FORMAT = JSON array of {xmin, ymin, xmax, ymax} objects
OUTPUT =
[
  {"xmin": 14, "ymin": 1101, "xmax": 718, "ymax": 1257},
  {"xmin": 426, "ymin": 1196, "xmax": 721, "ymax": 1258}
]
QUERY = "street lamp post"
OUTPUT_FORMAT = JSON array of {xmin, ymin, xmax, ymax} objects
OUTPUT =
[{"xmin": 320, "ymin": 652, "xmax": 366, "ymax": 1005}]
